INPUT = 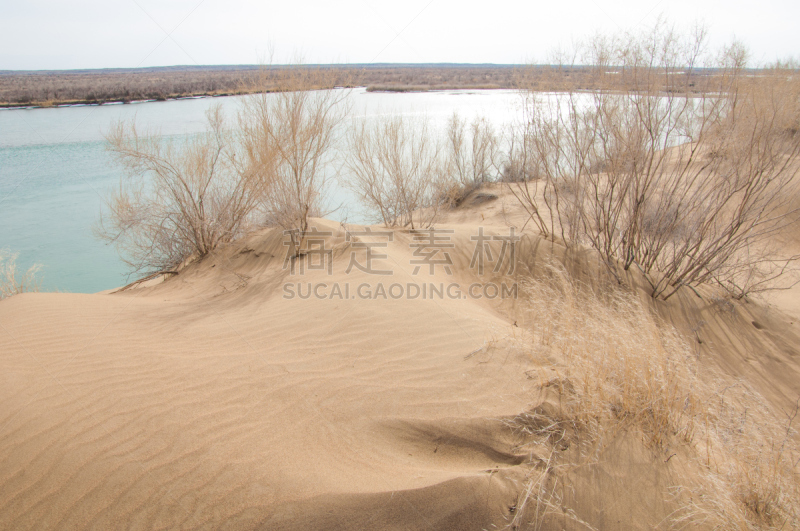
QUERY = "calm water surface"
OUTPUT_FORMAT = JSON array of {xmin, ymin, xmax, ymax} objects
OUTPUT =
[{"xmin": 0, "ymin": 88, "xmax": 522, "ymax": 293}]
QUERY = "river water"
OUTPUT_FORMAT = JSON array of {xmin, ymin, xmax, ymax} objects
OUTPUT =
[{"xmin": 0, "ymin": 88, "xmax": 522, "ymax": 293}]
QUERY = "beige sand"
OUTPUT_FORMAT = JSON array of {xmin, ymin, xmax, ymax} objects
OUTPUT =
[{"xmin": 2, "ymin": 189, "xmax": 799, "ymax": 530}]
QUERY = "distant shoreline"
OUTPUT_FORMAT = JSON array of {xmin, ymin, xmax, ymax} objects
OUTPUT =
[
  {"xmin": 0, "ymin": 85, "xmax": 514, "ymax": 110},
  {"xmin": 0, "ymin": 90, "xmax": 254, "ymax": 109},
  {"xmin": 0, "ymin": 62, "xmax": 751, "ymax": 109},
  {"xmin": 0, "ymin": 64, "xmax": 523, "ymax": 109}
]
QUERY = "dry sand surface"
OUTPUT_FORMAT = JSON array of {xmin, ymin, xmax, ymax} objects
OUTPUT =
[{"xmin": 2, "ymin": 188, "xmax": 800, "ymax": 530}]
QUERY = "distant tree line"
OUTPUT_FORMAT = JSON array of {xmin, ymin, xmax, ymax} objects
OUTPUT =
[{"xmin": 0, "ymin": 65, "xmax": 524, "ymax": 107}]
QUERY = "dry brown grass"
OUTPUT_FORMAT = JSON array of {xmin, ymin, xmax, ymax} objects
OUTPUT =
[
  {"xmin": 0, "ymin": 249, "xmax": 41, "ymax": 299},
  {"xmin": 507, "ymin": 262, "xmax": 800, "ymax": 530}
]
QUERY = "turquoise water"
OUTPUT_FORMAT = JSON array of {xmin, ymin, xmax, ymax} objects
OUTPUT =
[{"xmin": 0, "ymin": 89, "xmax": 521, "ymax": 293}]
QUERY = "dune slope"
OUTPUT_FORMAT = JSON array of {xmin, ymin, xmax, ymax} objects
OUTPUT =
[
  {"xmin": 2, "ymin": 195, "xmax": 800, "ymax": 530},
  {"xmin": 0, "ymin": 220, "xmax": 539, "ymax": 530}
]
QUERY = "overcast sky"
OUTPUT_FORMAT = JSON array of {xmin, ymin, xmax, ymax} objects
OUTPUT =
[{"xmin": 1, "ymin": 0, "xmax": 798, "ymax": 70}]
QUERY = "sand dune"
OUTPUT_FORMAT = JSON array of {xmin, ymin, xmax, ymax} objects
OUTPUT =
[
  {"xmin": 0, "ymin": 216, "xmax": 537, "ymax": 529},
  {"xmin": 2, "ymin": 191, "xmax": 800, "ymax": 529}
]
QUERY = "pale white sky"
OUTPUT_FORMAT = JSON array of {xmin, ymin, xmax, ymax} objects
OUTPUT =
[{"xmin": 1, "ymin": 0, "xmax": 797, "ymax": 70}]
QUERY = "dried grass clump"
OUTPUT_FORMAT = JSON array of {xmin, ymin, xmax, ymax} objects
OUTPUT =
[
  {"xmin": 509, "ymin": 263, "xmax": 800, "ymax": 530},
  {"xmin": 677, "ymin": 386, "xmax": 800, "ymax": 530},
  {"xmin": 0, "ymin": 249, "xmax": 41, "ymax": 299},
  {"xmin": 522, "ymin": 264, "xmax": 701, "ymax": 449}
]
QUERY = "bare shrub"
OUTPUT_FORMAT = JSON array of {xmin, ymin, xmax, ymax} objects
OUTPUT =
[
  {"xmin": 345, "ymin": 115, "xmax": 445, "ymax": 229},
  {"xmin": 97, "ymin": 104, "xmax": 262, "ymax": 276},
  {"xmin": 0, "ymin": 250, "xmax": 41, "ymax": 298},
  {"xmin": 509, "ymin": 262, "xmax": 800, "ymax": 529},
  {"xmin": 99, "ymin": 64, "xmax": 351, "ymax": 276},
  {"xmin": 440, "ymin": 112, "xmax": 500, "ymax": 206},
  {"xmin": 503, "ymin": 115, "xmax": 570, "ymax": 239},
  {"xmin": 239, "ymin": 66, "xmax": 350, "ymax": 254},
  {"xmin": 511, "ymin": 21, "xmax": 800, "ymax": 299}
]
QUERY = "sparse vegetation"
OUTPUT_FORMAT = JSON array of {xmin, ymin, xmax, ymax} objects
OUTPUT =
[
  {"xmin": 439, "ymin": 112, "xmax": 501, "ymax": 206},
  {"xmin": 88, "ymin": 38, "xmax": 800, "ymax": 529},
  {"xmin": 98, "ymin": 65, "xmax": 352, "ymax": 273},
  {"xmin": 509, "ymin": 22, "xmax": 800, "ymax": 300},
  {"xmin": 508, "ymin": 262, "xmax": 800, "ymax": 529},
  {"xmin": 345, "ymin": 114, "xmax": 446, "ymax": 229},
  {"xmin": 345, "ymin": 111, "xmax": 503, "ymax": 228},
  {"xmin": 97, "ymin": 104, "xmax": 263, "ymax": 276},
  {"xmin": 239, "ymin": 65, "xmax": 351, "ymax": 254},
  {"xmin": 0, "ymin": 249, "xmax": 41, "ymax": 298}
]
